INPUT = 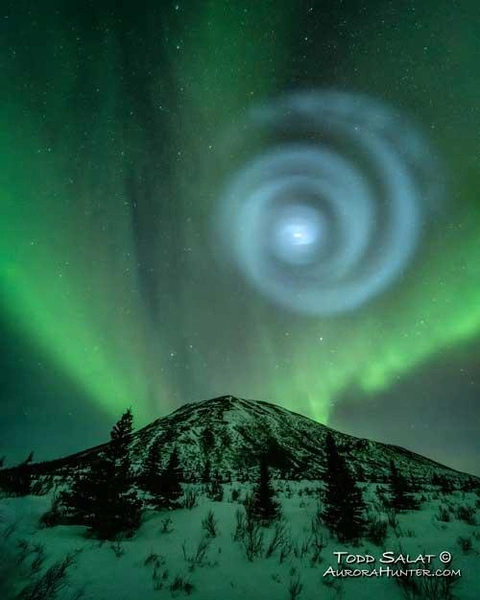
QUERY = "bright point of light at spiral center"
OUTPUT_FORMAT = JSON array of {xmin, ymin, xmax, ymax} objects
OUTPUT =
[{"xmin": 272, "ymin": 205, "xmax": 325, "ymax": 266}]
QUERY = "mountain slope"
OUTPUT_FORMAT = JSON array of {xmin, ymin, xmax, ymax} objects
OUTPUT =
[{"xmin": 8, "ymin": 395, "xmax": 476, "ymax": 488}]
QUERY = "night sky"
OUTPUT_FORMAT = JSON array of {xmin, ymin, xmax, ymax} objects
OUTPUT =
[{"xmin": 1, "ymin": 1, "xmax": 479, "ymax": 476}]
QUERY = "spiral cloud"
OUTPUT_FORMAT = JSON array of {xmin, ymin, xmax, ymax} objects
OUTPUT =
[{"xmin": 214, "ymin": 91, "xmax": 443, "ymax": 316}]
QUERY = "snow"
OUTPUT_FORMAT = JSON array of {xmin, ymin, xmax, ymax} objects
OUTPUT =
[{"xmin": 1, "ymin": 483, "xmax": 479, "ymax": 600}]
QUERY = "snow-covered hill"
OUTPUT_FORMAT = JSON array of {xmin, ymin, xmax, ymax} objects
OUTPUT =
[{"xmin": 15, "ymin": 395, "xmax": 476, "ymax": 488}]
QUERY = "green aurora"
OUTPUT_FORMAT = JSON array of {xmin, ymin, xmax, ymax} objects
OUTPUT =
[{"xmin": 1, "ymin": 1, "xmax": 480, "ymax": 430}]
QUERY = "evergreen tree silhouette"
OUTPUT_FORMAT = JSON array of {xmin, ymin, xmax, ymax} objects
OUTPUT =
[
  {"xmin": 140, "ymin": 437, "xmax": 165, "ymax": 508},
  {"xmin": 66, "ymin": 453, "xmax": 106, "ymax": 525},
  {"xmin": 322, "ymin": 433, "xmax": 366, "ymax": 542},
  {"xmin": 12, "ymin": 451, "xmax": 35, "ymax": 496},
  {"xmin": 389, "ymin": 459, "xmax": 419, "ymax": 511},
  {"xmin": 201, "ymin": 426, "xmax": 215, "ymax": 454},
  {"xmin": 141, "ymin": 438, "xmax": 162, "ymax": 489},
  {"xmin": 250, "ymin": 452, "xmax": 281, "ymax": 524},
  {"xmin": 432, "ymin": 473, "xmax": 455, "ymax": 493},
  {"xmin": 206, "ymin": 469, "xmax": 224, "ymax": 501},
  {"xmin": 64, "ymin": 408, "xmax": 142, "ymax": 539},
  {"xmin": 160, "ymin": 446, "xmax": 183, "ymax": 507},
  {"xmin": 201, "ymin": 458, "xmax": 211, "ymax": 484}
]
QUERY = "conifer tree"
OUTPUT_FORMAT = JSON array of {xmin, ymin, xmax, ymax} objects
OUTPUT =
[
  {"xmin": 322, "ymin": 433, "xmax": 366, "ymax": 542},
  {"xmin": 201, "ymin": 458, "xmax": 211, "ymax": 484},
  {"xmin": 250, "ymin": 452, "xmax": 281, "ymax": 524},
  {"xmin": 65, "ymin": 454, "xmax": 105, "ymax": 525},
  {"xmin": 206, "ymin": 470, "xmax": 224, "ymax": 502},
  {"xmin": 140, "ymin": 437, "xmax": 165, "ymax": 508},
  {"xmin": 141, "ymin": 438, "xmax": 162, "ymax": 490},
  {"xmin": 201, "ymin": 426, "xmax": 215, "ymax": 455},
  {"xmin": 14, "ymin": 451, "xmax": 35, "ymax": 496},
  {"xmin": 160, "ymin": 446, "xmax": 183, "ymax": 507},
  {"xmin": 63, "ymin": 408, "xmax": 142, "ymax": 539},
  {"xmin": 389, "ymin": 460, "xmax": 419, "ymax": 511}
]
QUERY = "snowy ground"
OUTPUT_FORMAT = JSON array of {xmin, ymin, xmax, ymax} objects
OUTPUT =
[{"xmin": 1, "ymin": 482, "xmax": 479, "ymax": 600}]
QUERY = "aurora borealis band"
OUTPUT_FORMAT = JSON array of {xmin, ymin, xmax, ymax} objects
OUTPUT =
[{"xmin": 1, "ymin": 1, "xmax": 479, "ymax": 474}]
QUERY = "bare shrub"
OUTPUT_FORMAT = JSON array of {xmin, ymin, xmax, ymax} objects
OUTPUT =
[
  {"xmin": 236, "ymin": 509, "xmax": 264, "ymax": 561},
  {"xmin": 288, "ymin": 572, "xmax": 303, "ymax": 600},
  {"xmin": 455, "ymin": 505, "xmax": 476, "ymax": 525},
  {"xmin": 386, "ymin": 509, "xmax": 400, "ymax": 532},
  {"xmin": 17, "ymin": 552, "xmax": 80, "ymax": 600},
  {"xmin": 181, "ymin": 535, "xmax": 211, "ymax": 569},
  {"xmin": 39, "ymin": 494, "xmax": 64, "ymax": 529},
  {"xmin": 403, "ymin": 529, "xmax": 416, "ymax": 538},
  {"xmin": 152, "ymin": 566, "xmax": 169, "ymax": 591},
  {"xmin": 182, "ymin": 488, "xmax": 199, "ymax": 510},
  {"xmin": 435, "ymin": 505, "xmax": 451, "ymax": 523},
  {"xmin": 30, "ymin": 544, "xmax": 47, "ymax": 572},
  {"xmin": 144, "ymin": 553, "xmax": 167, "ymax": 591},
  {"xmin": 233, "ymin": 508, "xmax": 246, "ymax": 542},
  {"xmin": 169, "ymin": 574, "xmax": 194, "ymax": 595},
  {"xmin": 293, "ymin": 537, "xmax": 311, "ymax": 559},
  {"xmin": 310, "ymin": 532, "xmax": 327, "ymax": 565},
  {"xmin": 110, "ymin": 541, "xmax": 125, "ymax": 558},
  {"xmin": 457, "ymin": 535, "xmax": 472, "ymax": 553},
  {"xmin": 395, "ymin": 560, "xmax": 460, "ymax": 600},
  {"xmin": 311, "ymin": 505, "xmax": 323, "ymax": 535},
  {"xmin": 201, "ymin": 510, "xmax": 218, "ymax": 538},
  {"xmin": 144, "ymin": 551, "xmax": 165, "ymax": 567},
  {"xmin": 17, "ymin": 539, "xmax": 35, "ymax": 565},
  {"xmin": 265, "ymin": 521, "xmax": 289, "ymax": 558},
  {"xmin": 0, "ymin": 526, "xmax": 82, "ymax": 600},
  {"xmin": 279, "ymin": 540, "xmax": 292, "ymax": 564},
  {"xmin": 3, "ymin": 520, "xmax": 18, "ymax": 540},
  {"xmin": 366, "ymin": 514, "xmax": 388, "ymax": 546},
  {"xmin": 159, "ymin": 517, "xmax": 173, "ymax": 534}
]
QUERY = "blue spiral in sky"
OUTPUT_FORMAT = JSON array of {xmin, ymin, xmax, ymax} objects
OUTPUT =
[{"xmin": 214, "ymin": 91, "xmax": 443, "ymax": 316}]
